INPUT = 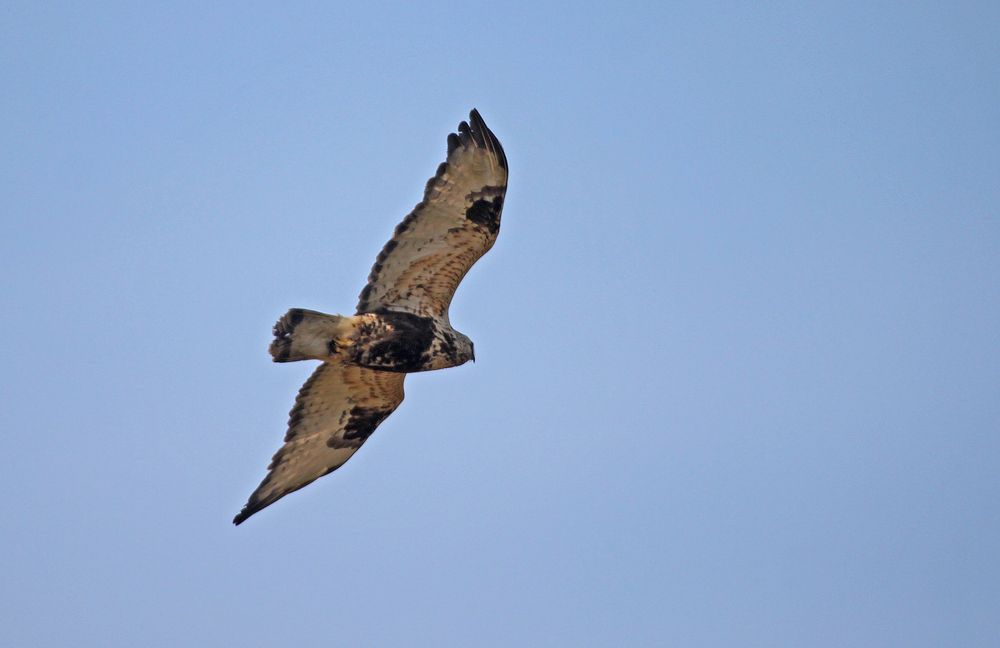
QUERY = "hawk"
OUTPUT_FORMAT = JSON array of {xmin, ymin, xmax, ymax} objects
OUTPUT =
[{"xmin": 234, "ymin": 109, "xmax": 507, "ymax": 525}]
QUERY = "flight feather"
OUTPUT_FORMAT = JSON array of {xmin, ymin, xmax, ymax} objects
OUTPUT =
[{"xmin": 357, "ymin": 109, "xmax": 508, "ymax": 320}]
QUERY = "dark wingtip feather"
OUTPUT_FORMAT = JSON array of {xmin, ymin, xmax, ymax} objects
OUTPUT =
[
  {"xmin": 457, "ymin": 120, "xmax": 472, "ymax": 146},
  {"xmin": 469, "ymin": 108, "xmax": 486, "ymax": 131},
  {"xmin": 232, "ymin": 503, "xmax": 257, "ymax": 525},
  {"xmin": 451, "ymin": 108, "xmax": 507, "ymax": 169},
  {"xmin": 233, "ymin": 488, "xmax": 278, "ymax": 525}
]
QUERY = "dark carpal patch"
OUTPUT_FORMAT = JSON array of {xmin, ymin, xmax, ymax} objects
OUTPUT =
[
  {"xmin": 465, "ymin": 195, "xmax": 503, "ymax": 234},
  {"xmin": 335, "ymin": 406, "xmax": 394, "ymax": 447},
  {"xmin": 360, "ymin": 310, "xmax": 436, "ymax": 372}
]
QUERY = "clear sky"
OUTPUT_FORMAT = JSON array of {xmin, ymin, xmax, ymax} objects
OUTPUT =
[{"xmin": 2, "ymin": 2, "xmax": 998, "ymax": 646}]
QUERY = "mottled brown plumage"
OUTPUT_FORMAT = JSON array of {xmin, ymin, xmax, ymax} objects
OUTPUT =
[
  {"xmin": 357, "ymin": 109, "xmax": 507, "ymax": 320},
  {"xmin": 234, "ymin": 110, "xmax": 507, "ymax": 525}
]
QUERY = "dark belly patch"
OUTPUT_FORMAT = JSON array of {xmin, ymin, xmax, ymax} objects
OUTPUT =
[{"xmin": 358, "ymin": 310, "xmax": 435, "ymax": 372}]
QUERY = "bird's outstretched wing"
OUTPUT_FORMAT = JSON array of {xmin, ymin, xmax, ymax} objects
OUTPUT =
[
  {"xmin": 357, "ymin": 109, "xmax": 508, "ymax": 320},
  {"xmin": 233, "ymin": 362, "xmax": 405, "ymax": 525}
]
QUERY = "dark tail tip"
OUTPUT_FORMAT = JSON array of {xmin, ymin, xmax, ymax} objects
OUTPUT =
[
  {"xmin": 273, "ymin": 308, "xmax": 305, "ymax": 338},
  {"xmin": 269, "ymin": 309, "xmax": 305, "ymax": 362}
]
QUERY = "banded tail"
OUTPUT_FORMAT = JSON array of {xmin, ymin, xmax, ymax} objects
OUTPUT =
[{"xmin": 269, "ymin": 309, "xmax": 353, "ymax": 362}]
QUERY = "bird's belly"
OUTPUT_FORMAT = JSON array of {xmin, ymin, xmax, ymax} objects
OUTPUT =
[{"xmin": 351, "ymin": 310, "xmax": 452, "ymax": 373}]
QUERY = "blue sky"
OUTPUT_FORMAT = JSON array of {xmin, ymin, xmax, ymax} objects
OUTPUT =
[{"xmin": 2, "ymin": 2, "xmax": 998, "ymax": 646}]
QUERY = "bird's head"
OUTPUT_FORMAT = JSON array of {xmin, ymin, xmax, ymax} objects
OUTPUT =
[{"xmin": 454, "ymin": 331, "xmax": 476, "ymax": 365}]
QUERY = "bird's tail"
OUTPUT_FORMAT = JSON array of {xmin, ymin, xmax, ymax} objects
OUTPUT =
[{"xmin": 269, "ymin": 309, "xmax": 354, "ymax": 362}]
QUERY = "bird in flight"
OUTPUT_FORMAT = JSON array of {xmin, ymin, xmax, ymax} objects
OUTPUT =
[{"xmin": 234, "ymin": 109, "xmax": 508, "ymax": 525}]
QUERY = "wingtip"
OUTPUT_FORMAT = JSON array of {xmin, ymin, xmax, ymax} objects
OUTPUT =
[
  {"xmin": 452, "ymin": 108, "xmax": 506, "ymax": 169},
  {"xmin": 233, "ymin": 493, "xmax": 269, "ymax": 525},
  {"xmin": 233, "ymin": 503, "xmax": 255, "ymax": 525}
]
